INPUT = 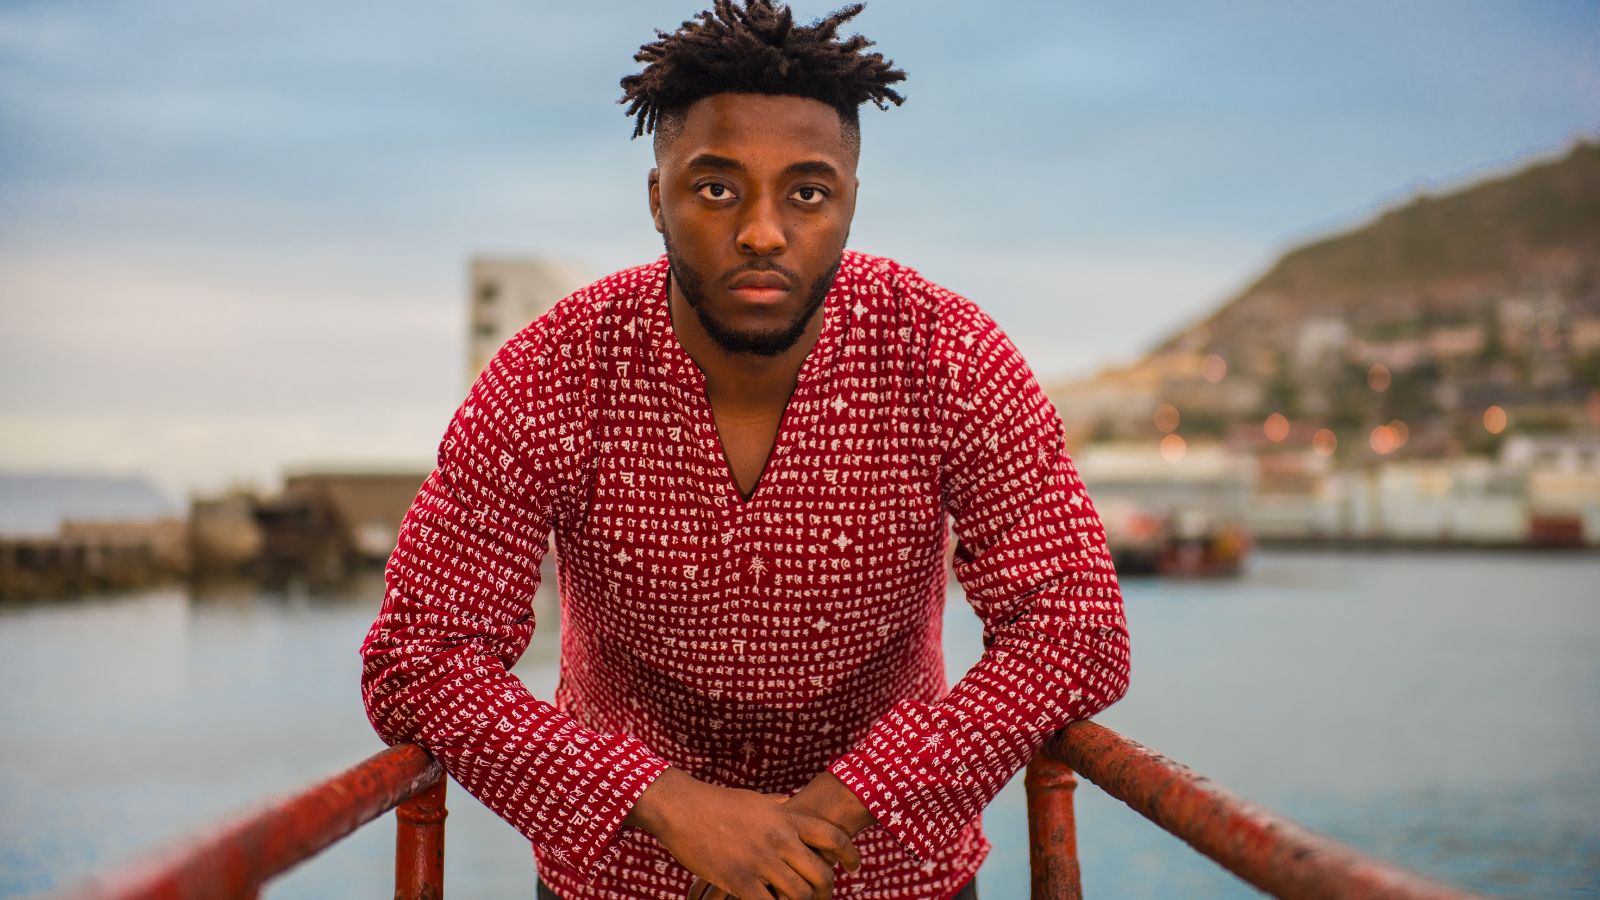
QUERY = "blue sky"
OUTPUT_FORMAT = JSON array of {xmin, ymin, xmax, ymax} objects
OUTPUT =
[{"xmin": 2, "ymin": 0, "xmax": 1596, "ymax": 496}]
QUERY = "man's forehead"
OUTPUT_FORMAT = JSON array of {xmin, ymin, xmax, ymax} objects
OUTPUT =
[{"xmin": 659, "ymin": 93, "xmax": 858, "ymax": 167}]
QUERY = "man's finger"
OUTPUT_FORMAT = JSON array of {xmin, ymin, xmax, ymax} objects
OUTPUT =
[
  {"xmin": 736, "ymin": 876, "xmax": 776, "ymax": 900},
  {"xmin": 762, "ymin": 861, "xmax": 815, "ymax": 900},
  {"xmin": 688, "ymin": 877, "xmax": 731, "ymax": 900},
  {"xmin": 688, "ymin": 875, "xmax": 737, "ymax": 900},
  {"xmin": 778, "ymin": 848, "xmax": 835, "ymax": 900},
  {"xmin": 792, "ymin": 815, "xmax": 861, "ymax": 873}
]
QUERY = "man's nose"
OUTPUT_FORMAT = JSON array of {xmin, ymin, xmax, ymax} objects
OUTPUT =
[{"xmin": 735, "ymin": 194, "xmax": 786, "ymax": 256}]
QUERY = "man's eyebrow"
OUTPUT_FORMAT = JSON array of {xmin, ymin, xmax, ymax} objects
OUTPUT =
[
  {"xmin": 683, "ymin": 154, "xmax": 841, "ymax": 178},
  {"xmin": 686, "ymin": 153, "xmax": 745, "ymax": 172},
  {"xmin": 786, "ymin": 160, "xmax": 840, "ymax": 178}
]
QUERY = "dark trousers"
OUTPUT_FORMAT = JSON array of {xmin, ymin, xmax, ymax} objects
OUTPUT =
[{"xmin": 536, "ymin": 875, "xmax": 978, "ymax": 899}]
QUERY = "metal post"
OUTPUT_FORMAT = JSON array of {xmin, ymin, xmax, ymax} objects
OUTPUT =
[
  {"xmin": 1026, "ymin": 751, "xmax": 1083, "ymax": 900},
  {"xmin": 395, "ymin": 772, "xmax": 447, "ymax": 900}
]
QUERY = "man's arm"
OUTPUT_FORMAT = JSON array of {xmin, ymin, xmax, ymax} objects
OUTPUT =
[
  {"xmin": 820, "ymin": 295, "xmax": 1132, "ymax": 860},
  {"xmin": 361, "ymin": 313, "xmax": 859, "ymax": 894},
  {"xmin": 359, "ymin": 316, "xmax": 675, "ymax": 878}
]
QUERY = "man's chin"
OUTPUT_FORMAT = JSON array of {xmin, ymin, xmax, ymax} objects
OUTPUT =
[{"xmin": 703, "ymin": 325, "xmax": 804, "ymax": 357}]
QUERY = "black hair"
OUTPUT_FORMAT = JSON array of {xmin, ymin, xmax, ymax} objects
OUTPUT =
[{"xmin": 619, "ymin": 0, "xmax": 906, "ymax": 148}]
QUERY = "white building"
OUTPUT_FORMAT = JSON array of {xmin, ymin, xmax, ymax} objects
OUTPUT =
[
  {"xmin": 1334, "ymin": 461, "xmax": 1526, "ymax": 544},
  {"xmin": 466, "ymin": 256, "xmax": 590, "ymax": 389},
  {"xmin": 1502, "ymin": 434, "xmax": 1600, "ymax": 544}
]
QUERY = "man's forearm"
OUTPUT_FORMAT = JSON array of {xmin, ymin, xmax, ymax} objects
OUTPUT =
[
  {"xmin": 624, "ymin": 766, "xmax": 694, "ymax": 835},
  {"xmin": 786, "ymin": 771, "xmax": 877, "ymax": 837},
  {"xmin": 629, "ymin": 767, "xmax": 874, "ymax": 839}
]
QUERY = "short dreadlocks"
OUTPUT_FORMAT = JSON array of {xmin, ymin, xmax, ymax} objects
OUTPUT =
[{"xmin": 620, "ymin": 1, "xmax": 906, "ymax": 154}]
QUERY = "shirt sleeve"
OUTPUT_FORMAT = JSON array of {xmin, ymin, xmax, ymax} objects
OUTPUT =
[
  {"xmin": 827, "ymin": 296, "xmax": 1132, "ymax": 860},
  {"xmin": 358, "ymin": 312, "xmax": 671, "ymax": 879}
]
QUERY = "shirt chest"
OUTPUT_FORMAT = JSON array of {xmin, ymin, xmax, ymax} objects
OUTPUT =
[{"xmin": 557, "ymin": 376, "xmax": 947, "ymax": 633}]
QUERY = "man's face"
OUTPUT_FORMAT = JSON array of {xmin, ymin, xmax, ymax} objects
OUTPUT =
[{"xmin": 649, "ymin": 93, "xmax": 858, "ymax": 357}]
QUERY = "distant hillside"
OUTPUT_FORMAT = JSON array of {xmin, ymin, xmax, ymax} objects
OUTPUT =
[
  {"xmin": 1161, "ymin": 141, "xmax": 1600, "ymax": 355},
  {"xmin": 1056, "ymin": 141, "xmax": 1600, "ymax": 458},
  {"xmin": 0, "ymin": 473, "xmax": 178, "ymax": 537}
]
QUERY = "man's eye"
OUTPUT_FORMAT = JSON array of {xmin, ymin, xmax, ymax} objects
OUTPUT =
[
  {"xmin": 792, "ymin": 186, "xmax": 826, "ymax": 205},
  {"xmin": 697, "ymin": 183, "xmax": 734, "ymax": 200}
]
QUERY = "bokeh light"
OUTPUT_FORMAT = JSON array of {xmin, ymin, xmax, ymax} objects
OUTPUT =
[
  {"xmin": 1159, "ymin": 433, "xmax": 1187, "ymax": 463},
  {"xmin": 1388, "ymin": 419, "xmax": 1409, "ymax": 448},
  {"xmin": 1153, "ymin": 403, "xmax": 1180, "ymax": 433},
  {"xmin": 1201, "ymin": 354, "xmax": 1228, "ymax": 383},
  {"xmin": 1370, "ymin": 424, "xmax": 1398, "ymax": 454},
  {"xmin": 1367, "ymin": 364, "xmax": 1392, "ymax": 392},
  {"xmin": 1264, "ymin": 412, "xmax": 1290, "ymax": 442},
  {"xmin": 1483, "ymin": 405, "xmax": 1508, "ymax": 434},
  {"xmin": 1313, "ymin": 428, "xmax": 1337, "ymax": 457}
]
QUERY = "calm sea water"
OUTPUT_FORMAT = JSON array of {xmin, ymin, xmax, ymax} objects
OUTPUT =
[{"xmin": 2, "ymin": 550, "xmax": 1597, "ymax": 898}]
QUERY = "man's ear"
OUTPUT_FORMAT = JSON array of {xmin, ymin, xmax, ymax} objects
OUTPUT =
[{"xmin": 648, "ymin": 168, "xmax": 664, "ymax": 234}]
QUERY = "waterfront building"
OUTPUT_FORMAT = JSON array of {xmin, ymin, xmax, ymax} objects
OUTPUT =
[
  {"xmin": 1502, "ymin": 433, "xmax": 1600, "ymax": 545},
  {"xmin": 465, "ymin": 256, "xmax": 588, "ymax": 389},
  {"xmin": 253, "ymin": 469, "xmax": 430, "ymax": 583},
  {"xmin": 0, "ymin": 473, "xmax": 183, "ymax": 599},
  {"xmin": 188, "ymin": 489, "xmax": 266, "ymax": 574}
]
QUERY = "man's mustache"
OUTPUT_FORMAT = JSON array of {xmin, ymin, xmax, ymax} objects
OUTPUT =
[{"xmin": 722, "ymin": 260, "xmax": 800, "ymax": 286}]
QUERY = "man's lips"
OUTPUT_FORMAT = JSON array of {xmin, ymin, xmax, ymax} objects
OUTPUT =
[
  {"xmin": 727, "ymin": 272, "xmax": 793, "ymax": 301},
  {"xmin": 728, "ymin": 273, "xmax": 792, "ymax": 291}
]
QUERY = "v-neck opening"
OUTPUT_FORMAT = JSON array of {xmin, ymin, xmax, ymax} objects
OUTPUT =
[
  {"xmin": 642, "ymin": 253, "xmax": 854, "ymax": 509},
  {"xmin": 711, "ymin": 379, "xmax": 802, "ymax": 505}
]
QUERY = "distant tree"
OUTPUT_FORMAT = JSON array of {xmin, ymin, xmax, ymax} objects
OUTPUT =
[
  {"xmin": 1479, "ymin": 304, "xmax": 1506, "ymax": 363},
  {"xmin": 1575, "ymin": 351, "xmax": 1600, "ymax": 390},
  {"xmin": 1263, "ymin": 348, "xmax": 1301, "ymax": 417},
  {"xmin": 1386, "ymin": 360, "xmax": 1441, "ymax": 420}
]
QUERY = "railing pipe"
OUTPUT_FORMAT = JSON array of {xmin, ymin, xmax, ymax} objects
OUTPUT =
[
  {"xmin": 394, "ymin": 769, "xmax": 447, "ymax": 899},
  {"xmin": 1024, "ymin": 753, "xmax": 1083, "ymax": 899},
  {"xmin": 1040, "ymin": 721, "xmax": 1489, "ymax": 900},
  {"xmin": 53, "ymin": 744, "xmax": 443, "ymax": 900},
  {"xmin": 49, "ymin": 724, "xmax": 1495, "ymax": 900}
]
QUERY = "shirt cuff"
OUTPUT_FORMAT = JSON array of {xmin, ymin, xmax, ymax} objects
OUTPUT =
[
  {"xmin": 826, "ymin": 701, "xmax": 975, "ymax": 862},
  {"xmin": 547, "ymin": 739, "xmax": 674, "ymax": 879}
]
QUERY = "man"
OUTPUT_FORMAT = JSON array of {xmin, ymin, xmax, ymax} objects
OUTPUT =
[{"xmin": 359, "ymin": 2, "xmax": 1131, "ymax": 898}]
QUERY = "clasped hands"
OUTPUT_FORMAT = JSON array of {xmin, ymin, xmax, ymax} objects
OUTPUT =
[{"xmin": 625, "ymin": 768, "xmax": 874, "ymax": 900}]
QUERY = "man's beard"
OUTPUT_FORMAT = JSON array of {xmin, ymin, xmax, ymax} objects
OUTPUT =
[{"xmin": 663, "ymin": 229, "xmax": 840, "ymax": 357}]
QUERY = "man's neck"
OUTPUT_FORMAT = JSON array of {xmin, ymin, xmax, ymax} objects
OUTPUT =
[{"xmin": 667, "ymin": 281, "xmax": 826, "ymax": 412}]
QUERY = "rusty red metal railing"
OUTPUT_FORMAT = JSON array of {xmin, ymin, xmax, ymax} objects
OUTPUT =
[
  {"xmin": 53, "ymin": 743, "xmax": 446, "ymax": 900},
  {"xmin": 1025, "ymin": 720, "xmax": 1490, "ymax": 899},
  {"xmin": 53, "ymin": 721, "xmax": 1491, "ymax": 899}
]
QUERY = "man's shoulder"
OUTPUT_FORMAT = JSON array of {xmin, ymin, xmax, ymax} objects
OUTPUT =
[
  {"xmin": 539, "ymin": 257, "xmax": 666, "ymax": 338},
  {"xmin": 488, "ymin": 257, "xmax": 667, "ymax": 372},
  {"xmin": 840, "ymin": 250, "xmax": 1007, "ymax": 361},
  {"xmin": 840, "ymin": 249, "xmax": 956, "ymax": 312}
]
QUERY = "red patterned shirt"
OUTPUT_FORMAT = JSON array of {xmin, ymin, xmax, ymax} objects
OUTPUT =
[{"xmin": 359, "ymin": 251, "xmax": 1131, "ymax": 899}]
